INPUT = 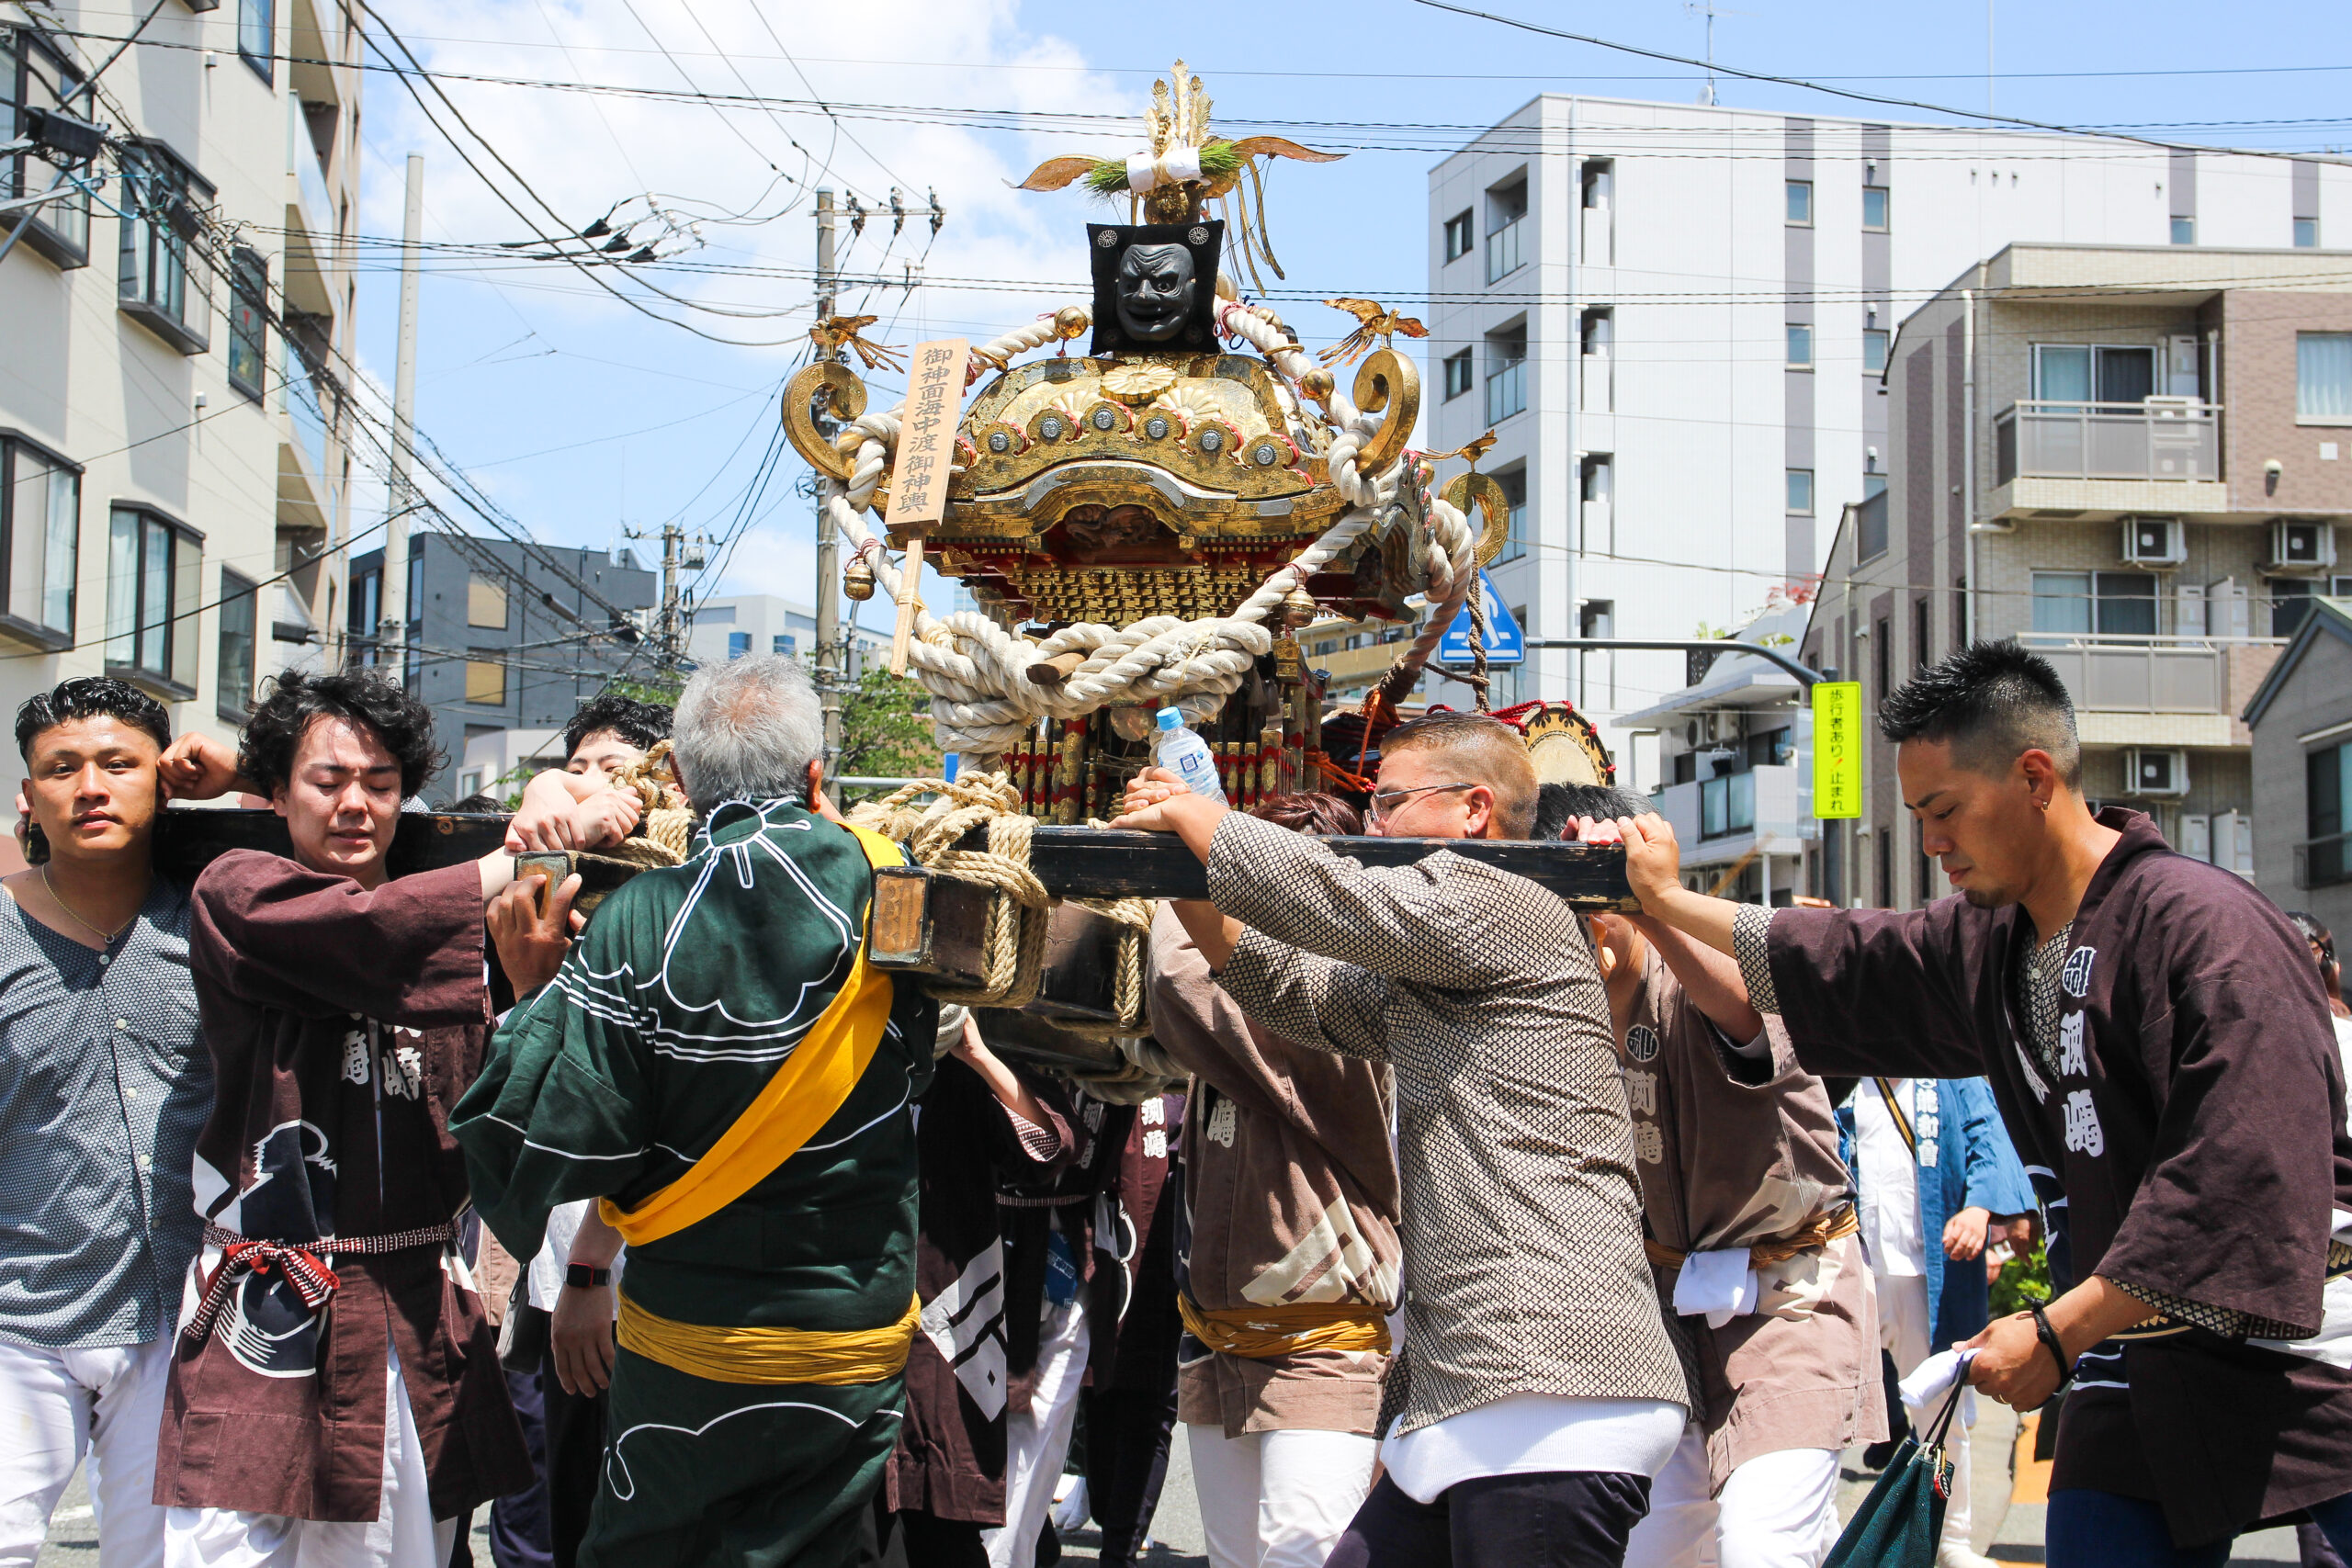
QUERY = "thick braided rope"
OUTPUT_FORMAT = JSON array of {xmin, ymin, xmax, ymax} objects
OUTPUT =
[
  {"xmin": 846, "ymin": 776, "xmax": 1051, "ymax": 1007},
  {"xmin": 1057, "ymin": 894, "xmax": 1155, "ymax": 1041}
]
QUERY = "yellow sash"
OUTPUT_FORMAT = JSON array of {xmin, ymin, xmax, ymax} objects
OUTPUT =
[
  {"xmin": 598, "ymin": 822, "xmax": 907, "ymax": 1247},
  {"xmin": 1177, "ymin": 1292, "xmax": 1393, "ymax": 1359},
  {"xmin": 616, "ymin": 1290, "xmax": 921, "ymax": 1385}
]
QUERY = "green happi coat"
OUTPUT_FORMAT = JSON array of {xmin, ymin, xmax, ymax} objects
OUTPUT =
[{"xmin": 452, "ymin": 799, "xmax": 938, "ymax": 1568}]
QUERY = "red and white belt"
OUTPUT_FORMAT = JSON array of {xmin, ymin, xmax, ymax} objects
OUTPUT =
[{"xmin": 182, "ymin": 1220, "xmax": 460, "ymax": 1344}]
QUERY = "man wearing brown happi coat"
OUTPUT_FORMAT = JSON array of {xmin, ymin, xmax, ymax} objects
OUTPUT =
[
  {"xmin": 151, "ymin": 670, "xmax": 572, "ymax": 1566},
  {"xmin": 1622, "ymin": 642, "xmax": 2352, "ymax": 1563}
]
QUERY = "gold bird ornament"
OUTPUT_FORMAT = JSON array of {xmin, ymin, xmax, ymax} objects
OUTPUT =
[
  {"xmin": 809, "ymin": 314, "xmax": 907, "ymax": 374},
  {"xmin": 1318, "ymin": 299, "xmax": 1430, "ymax": 367},
  {"xmin": 1425, "ymin": 430, "xmax": 1498, "ymax": 468}
]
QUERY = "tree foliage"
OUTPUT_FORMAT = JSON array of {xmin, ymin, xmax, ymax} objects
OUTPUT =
[{"xmin": 831, "ymin": 660, "xmax": 939, "ymax": 791}]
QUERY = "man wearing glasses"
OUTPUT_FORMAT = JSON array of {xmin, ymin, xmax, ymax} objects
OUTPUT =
[{"xmin": 1114, "ymin": 713, "xmax": 1686, "ymax": 1568}]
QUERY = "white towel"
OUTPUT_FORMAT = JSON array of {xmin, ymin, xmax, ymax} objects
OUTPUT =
[
  {"xmin": 1674, "ymin": 1247, "xmax": 1760, "ymax": 1330},
  {"xmin": 1897, "ymin": 1348, "xmax": 1977, "ymax": 1428}
]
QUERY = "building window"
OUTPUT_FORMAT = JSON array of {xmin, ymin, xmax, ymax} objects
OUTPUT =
[
  {"xmin": 1442, "ymin": 209, "xmax": 1473, "ymax": 263},
  {"xmin": 775, "ymin": 634, "xmax": 797, "ymax": 656},
  {"xmin": 118, "ymin": 142, "xmax": 213, "ymax": 355},
  {"xmin": 0, "ymin": 432, "xmax": 78, "ymax": 647},
  {"xmin": 1487, "ymin": 333, "xmax": 1527, "ymax": 423},
  {"xmin": 466, "ymin": 571, "xmax": 508, "ymax": 628},
  {"xmin": 217, "ymin": 568, "xmax": 257, "ymax": 722},
  {"xmin": 1786, "ymin": 323, "xmax": 1814, "ymax": 368},
  {"xmin": 2308, "ymin": 741, "xmax": 2352, "ymax": 886},
  {"xmin": 1862, "ymin": 471, "xmax": 1887, "ymax": 501},
  {"xmin": 1862, "ymin": 328, "xmax": 1889, "ymax": 375},
  {"xmin": 1913, "ymin": 596, "xmax": 1931, "ymax": 669},
  {"xmin": 2030, "ymin": 344, "xmax": 2155, "ymax": 407},
  {"xmin": 2030, "ymin": 570, "xmax": 2156, "ymax": 638},
  {"xmin": 5, "ymin": 29, "xmax": 92, "ymax": 267},
  {"xmin": 1858, "ymin": 490, "xmax": 1888, "ymax": 560},
  {"xmin": 728, "ymin": 630, "xmax": 751, "ymax": 659},
  {"xmin": 2299, "ymin": 333, "xmax": 2352, "ymax": 423},
  {"xmin": 1486, "ymin": 176, "xmax": 1527, "ymax": 286},
  {"xmin": 1862, "ymin": 185, "xmax": 1889, "ymax": 231},
  {"xmin": 227, "ymin": 248, "xmax": 267, "ymax": 400},
  {"xmin": 2297, "ymin": 218, "xmax": 2322, "ymax": 249},
  {"xmin": 2171, "ymin": 216, "xmax": 2196, "ymax": 246},
  {"xmin": 1874, "ymin": 616, "xmax": 1891, "ymax": 703},
  {"xmin": 1580, "ymin": 158, "xmax": 1612, "ymax": 210},
  {"xmin": 1442, "ymin": 348, "xmax": 1473, "ymax": 400},
  {"xmin": 1785, "ymin": 468, "xmax": 1814, "ymax": 515},
  {"xmin": 465, "ymin": 650, "xmax": 508, "ymax": 706},
  {"xmin": 1494, "ymin": 468, "xmax": 1527, "ymax": 563},
  {"xmin": 105, "ymin": 505, "xmax": 200, "ymax": 694},
  {"xmin": 1785, "ymin": 179, "xmax": 1813, "ymax": 225},
  {"xmin": 239, "ymin": 0, "xmax": 273, "ymax": 83}
]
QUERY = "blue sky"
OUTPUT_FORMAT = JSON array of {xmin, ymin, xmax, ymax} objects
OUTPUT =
[{"xmin": 353, "ymin": 0, "xmax": 2352, "ymax": 632}]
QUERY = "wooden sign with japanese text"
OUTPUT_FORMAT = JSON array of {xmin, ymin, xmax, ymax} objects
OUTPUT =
[
  {"xmin": 1812, "ymin": 681, "xmax": 1862, "ymax": 819},
  {"xmin": 886, "ymin": 337, "xmax": 968, "ymax": 675}
]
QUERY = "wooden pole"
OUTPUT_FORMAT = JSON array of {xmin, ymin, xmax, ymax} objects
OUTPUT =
[{"xmin": 890, "ymin": 529, "xmax": 924, "ymax": 677}]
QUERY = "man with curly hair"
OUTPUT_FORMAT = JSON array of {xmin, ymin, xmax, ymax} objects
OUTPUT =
[{"xmin": 151, "ymin": 669, "xmax": 585, "ymax": 1568}]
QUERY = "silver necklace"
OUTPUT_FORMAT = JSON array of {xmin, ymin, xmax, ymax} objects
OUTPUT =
[{"xmin": 40, "ymin": 863, "xmax": 136, "ymax": 947}]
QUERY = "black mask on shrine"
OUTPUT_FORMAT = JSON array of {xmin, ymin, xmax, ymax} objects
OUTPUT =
[{"xmin": 1087, "ymin": 221, "xmax": 1222, "ymax": 356}]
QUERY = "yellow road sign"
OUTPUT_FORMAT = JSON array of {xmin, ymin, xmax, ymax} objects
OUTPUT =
[{"xmin": 1812, "ymin": 682, "xmax": 1862, "ymax": 819}]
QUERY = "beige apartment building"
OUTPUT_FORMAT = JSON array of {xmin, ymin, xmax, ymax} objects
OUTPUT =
[
  {"xmin": 1805, "ymin": 243, "xmax": 2352, "ymax": 908},
  {"xmin": 1, "ymin": 0, "xmax": 360, "ymax": 773}
]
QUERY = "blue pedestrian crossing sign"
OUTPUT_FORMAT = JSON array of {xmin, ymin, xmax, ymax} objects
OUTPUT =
[{"xmin": 1439, "ymin": 571, "xmax": 1525, "ymax": 664}]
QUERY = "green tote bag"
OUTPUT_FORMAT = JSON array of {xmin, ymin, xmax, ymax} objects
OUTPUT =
[{"xmin": 1823, "ymin": 1377, "xmax": 1968, "ymax": 1568}]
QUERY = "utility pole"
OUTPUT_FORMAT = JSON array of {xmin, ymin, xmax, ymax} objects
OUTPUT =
[
  {"xmin": 622, "ymin": 520, "xmax": 702, "ymax": 669},
  {"xmin": 812, "ymin": 187, "xmax": 844, "ymax": 796},
  {"xmin": 380, "ymin": 153, "xmax": 424, "ymax": 678}
]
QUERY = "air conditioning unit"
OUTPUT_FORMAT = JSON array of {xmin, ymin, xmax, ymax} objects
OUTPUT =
[
  {"xmin": 2123, "ymin": 747, "xmax": 2189, "ymax": 797},
  {"xmin": 2120, "ymin": 516, "xmax": 2186, "ymax": 566},
  {"xmin": 1684, "ymin": 713, "xmax": 1736, "ymax": 747},
  {"xmin": 2269, "ymin": 519, "xmax": 2338, "ymax": 571}
]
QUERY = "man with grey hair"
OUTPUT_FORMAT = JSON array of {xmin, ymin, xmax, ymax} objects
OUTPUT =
[{"xmin": 453, "ymin": 658, "xmax": 944, "ymax": 1568}]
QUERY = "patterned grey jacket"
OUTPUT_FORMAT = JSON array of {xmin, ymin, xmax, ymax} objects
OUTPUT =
[{"xmin": 1205, "ymin": 812, "xmax": 1690, "ymax": 1436}]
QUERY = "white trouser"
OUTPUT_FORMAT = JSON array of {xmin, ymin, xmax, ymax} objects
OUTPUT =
[
  {"xmin": 983, "ymin": 1298, "xmax": 1090, "ymax": 1568},
  {"xmin": 1878, "ymin": 1272, "xmax": 1972, "ymax": 1551},
  {"xmin": 164, "ymin": 1348, "xmax": 457, "ymax": 1568},
  {"xmin": 1186, "ymin": 1424, "xmax": 1377, "ymax": 1568},
  {"xmin": 0, "ymin": 1336, "xmax": 175, "ymax": 1568},
  {"xmin": 1623, "ymin": 1423, "xmax": 1841, "ymax": 1568}
]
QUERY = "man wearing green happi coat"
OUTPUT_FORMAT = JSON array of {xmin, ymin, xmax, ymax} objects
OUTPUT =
[{"xmin": 453, "ymin": 655, "xmax": 943, "ymax": 1568}]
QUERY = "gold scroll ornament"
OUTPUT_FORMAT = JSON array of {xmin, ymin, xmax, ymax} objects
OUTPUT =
[{"xmin": 883, "ymin": 338, "xmax": 971, "ymax": 675}]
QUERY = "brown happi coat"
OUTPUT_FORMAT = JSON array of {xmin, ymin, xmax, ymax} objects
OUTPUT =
[
  {"xmin": 158, "ymin": 852, "xmax": 529, "ymax": 1522},
  {"xmin": 1148, "ymin": 906, "xmax": 1400, "ymax": 1438},
  {"xmin": 1760, "ymin": 809, "xmax": 2352, "ymax": 1545},
  {"xmin": 1618, "ymin": 946, "xmax": 1883, "ymax": 1488}
]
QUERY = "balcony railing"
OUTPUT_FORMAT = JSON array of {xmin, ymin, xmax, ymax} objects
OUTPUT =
[
  {"xmin": 1486, "ymin": 218, "xmax": 1523, "ymax": 285},
  {"xmin": 1993, "ymin": 399, "xmax": 2220, "ymax": 485},
  {"xmin": 1655, "ymin": 764, "xmax": 1814, "ymax": 851},
  {"xmin": 2019, "ymin": 632, "xmax": 2280, "ymax": 714},
  {"xmin": 1487, "ymin": 358, "xmax": 1526, "ymax": 423}
]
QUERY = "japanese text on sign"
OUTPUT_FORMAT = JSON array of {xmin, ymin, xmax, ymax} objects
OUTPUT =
[
  {"xmin": 1812, "ymin": 681, "xmax": 1862, "ymax": 820},
  {"xmin": 882, "ymin": 338, "xmax": 970, "ymax": 529}
]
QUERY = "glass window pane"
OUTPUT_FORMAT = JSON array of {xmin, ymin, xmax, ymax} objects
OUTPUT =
[
  {"xmin": 7, "ymin": 449, "xmax": 43, "ymax": 626},
  {"xmin": 1862, "ymin": 186, "xmax": 1889, "ymax": 230},
  {"xmin": 218, "ymin": 571, "xmax": 255, "ymax": 717},
  {"xmin": 2274, "ymin": 579, "xmax": 2317, "ymax": 639},
  {"xmin": 227, "ymin": 252, "xmax": 266, "ymax": 396},
  {"xmin": 2097, "ymin": 347, "xmax": 2155, "ymax": 405},
  {"xmin": 1862, "ymin": 329, "xmax": 1889, "ymax": 374},
  {"xmin": 1786, "ymin": 323, "xmax": 1813, "ymax": 367},
  {"xmin": 2171, "ymin": 216, "xmax": 2196, "ymax": 246},
  {"xmin": 1785, "ymin": 468, "xmax": 1814, "ymax": 514},
  {"xmin": 466, "ymin": 654, "xmax": 506, "ymax": 705},
  {"xmin": 2031, "ymin": 572, "xmax": 2093, "ymax": 635},
  {"xmin": 467, "ymin": 572, "xmax": 507, "ymax": 628},
  {"xmin": 106, "ymin": 508, "xmax": 137, "ymax": 661},
  {"xmin": 2095, "ymin": 572, "xmax": 2156, "ymax": 637},
  {"xmin": 141, "ymin": 518, "xmax": 168, "ymax": 672},
  {"xmin": 43, "ymin": 465, "xmax": 76, "ymax": 634},
  {"xmin": 2297, "ymin": 218, "xmax": 2321, "ymax": 250},
  {"xmin": 2034, "ymin": 345, "xmax": 2092, "ymax": 403},
  {"xmin": 2301, "ymin": 333, "xmax": 2352, "ymax": 421},
  {"xmin": 171, "ymin": 530, "xmax": 199, "ymax": 688},
  {"xmin": 1785, "ymin": 180, "xmax": 1812, "ymax": 224}
]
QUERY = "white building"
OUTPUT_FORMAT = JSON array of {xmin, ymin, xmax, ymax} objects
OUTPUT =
[
  {"xmin": 686, "ymin": 593, "xmax": 884, "ymax": 672},
  {"xmin": 1, "ymin": 0, "xmax": 361, "ymax": 757},
  {"xmin": 1426, "ymin": 96, "xmax": 2350, "ymax": 784}
]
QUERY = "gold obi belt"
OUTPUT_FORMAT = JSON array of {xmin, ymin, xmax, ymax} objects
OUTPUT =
[
  {"xmin": 1178, "ymin": 1292, "xmax": 1393, "ymax": 1360},
  {"xmin": 616, "ymin": 1291, "xmax": 921, "ymax": 1386},
  {"xmin": 1644, "ymin": 1204, "xmax": 1861, "ymax": 1275}
]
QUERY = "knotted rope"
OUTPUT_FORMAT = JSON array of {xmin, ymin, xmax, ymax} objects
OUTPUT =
[
  {"xmin": 848, "ymin": 776, "xmax": 1052, "ymax": 1008},
  {"xmin": 604, "ymin": 739, "xmax": 695, "ymax": 867},
  {"xmin": 1057, "ymin": 890, "xmax": 1156, "ymax": 1042}
]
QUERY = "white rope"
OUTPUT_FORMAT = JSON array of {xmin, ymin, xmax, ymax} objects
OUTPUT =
[{"xmin": 825, "ymin": 301, "xmax": 1481, "ymax": 761}]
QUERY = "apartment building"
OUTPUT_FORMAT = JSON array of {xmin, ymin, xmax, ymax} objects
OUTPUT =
[
  {"xmin": 0, "ymin": 0, "xmax": 362, "ymax": 759},
  {"xmin": 1804, "ymin": 242, "xmax": 2352, "ymax": 908},
  {"xmin": 1426, "ymin": 96, "xmax": 2350, "ymax": 787},
  {"xmin": 685, "ymin": 593, "xmax": 885, "ymax": 673},
  {"xmin": 348, "ymin": 533, "xmax": 656, "ymax": 793}
]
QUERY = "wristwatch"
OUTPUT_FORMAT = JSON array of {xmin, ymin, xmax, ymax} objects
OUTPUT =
[{"xmin": 564, "ymin": 1264, "xmax": 612, "ymax": 1290}]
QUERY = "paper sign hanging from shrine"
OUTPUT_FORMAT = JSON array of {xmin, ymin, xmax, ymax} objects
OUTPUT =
[{"xmin": 882, "ymin": 339, "xmax": 970, "ymax": 528}]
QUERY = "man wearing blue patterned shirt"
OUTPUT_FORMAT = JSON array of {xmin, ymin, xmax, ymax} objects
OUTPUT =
[{"xmin": 0, "ymin": 678, "xmax": 212, "ymax": 1567}]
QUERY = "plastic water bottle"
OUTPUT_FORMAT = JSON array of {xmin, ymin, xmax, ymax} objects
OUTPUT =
[{"xmin": 1153, "ymin": 707, "xmax": 1227, "ymax": 806}]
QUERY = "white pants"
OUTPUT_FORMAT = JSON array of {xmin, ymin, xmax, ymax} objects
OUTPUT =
[
  {"xmin": 164, "ymin": 1349, "xmax": 457, "ymax": 1568},
  {"xmin": 1187, "ymin": 1424, "xmax": 1377, "ymax": 1568},
  {"xmin": 1879, "ymin": 1272, "xmax": 1972, "ymax": 1551},
  {"xmin": 1623, "ymin": 1424, "xmax": 1841, "ymax": 1568},
  {"xmin": 983, "ymin": 1299, "xmax": 1090, "ymax": 1568},
  {"xmin": 0, "ymin": 1336, "xmax": 174, "ymax": 1568}
]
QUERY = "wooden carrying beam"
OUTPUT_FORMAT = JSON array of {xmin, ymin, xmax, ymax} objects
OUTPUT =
[{"xmin": 150, "ymin": 812, "xmax": 1634, "ymax": 909}]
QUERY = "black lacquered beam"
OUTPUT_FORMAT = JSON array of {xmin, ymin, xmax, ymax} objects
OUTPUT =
[
  {"xmin": 1008, "ymin": 827, "xmax": 1635, "ymax": 910},
  {"xmin": 150, "ymin": 810, "xmax": 1634, "ymax": 911}
]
